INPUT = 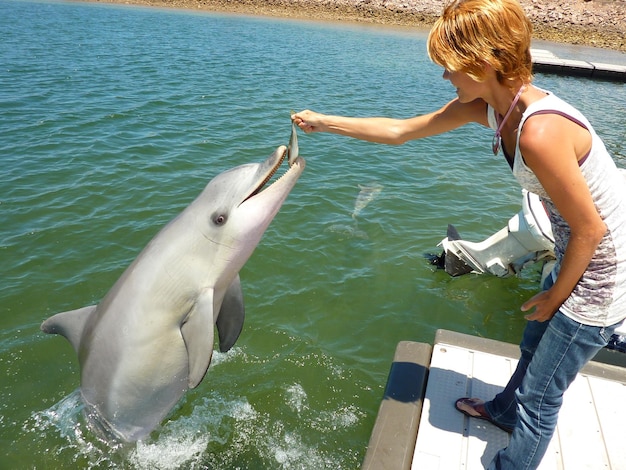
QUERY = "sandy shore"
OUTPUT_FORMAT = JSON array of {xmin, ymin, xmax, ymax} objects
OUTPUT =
[{"xmin": 93, "ymin": 0, "xmax": 626, "ymax": 52}]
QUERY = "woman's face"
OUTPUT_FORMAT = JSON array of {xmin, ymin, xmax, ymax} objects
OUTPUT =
[{"xmin": 442, "ymin": 68, "xmax": 486, "ymax": 103}]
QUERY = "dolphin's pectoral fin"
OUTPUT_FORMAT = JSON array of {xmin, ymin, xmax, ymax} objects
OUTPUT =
[
  {"xmin": 216, "ymin": 275, "xmax": 245, "ymax": 353},
  {"xmin": 181, "ymin": 290, "xmax": 215, "ymax": 389},
  {"xmin": 40, "ymin": 305, "xmax": 97, "ymax": 355}
]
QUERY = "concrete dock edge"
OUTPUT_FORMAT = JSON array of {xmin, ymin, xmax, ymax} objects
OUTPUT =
[{"xmin": 361, "ymin": 340, "xmax": 432, "ymax": 470}]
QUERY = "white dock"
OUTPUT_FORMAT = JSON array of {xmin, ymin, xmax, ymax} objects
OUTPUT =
[
  {"xmin": 531, "ymin": 48, "xmax": 626, "ymax": 82},
  {"xmin": 362, "ymin": 330, "xmax": 626, "ymax": 470}
]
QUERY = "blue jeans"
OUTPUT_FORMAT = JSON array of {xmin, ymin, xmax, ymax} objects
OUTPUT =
[{"xmin": 484, "ymin": 275, "xmax": 618, "ymax": 470}]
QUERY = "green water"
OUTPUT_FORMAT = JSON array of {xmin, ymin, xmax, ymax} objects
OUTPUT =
[{"xmin": 1, "ymin": 0, "xmax": 625, "ymax": 467}]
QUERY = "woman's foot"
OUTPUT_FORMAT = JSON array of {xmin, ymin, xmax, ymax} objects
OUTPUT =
[{"xmin": 455, "ymin": 397, "xmax": 514, "ymax": 433}]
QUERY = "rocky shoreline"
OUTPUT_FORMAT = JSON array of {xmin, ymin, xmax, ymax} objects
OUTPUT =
[{"xmin": 96, "ymin": 0, "xmax": 626, "ymax": 52}]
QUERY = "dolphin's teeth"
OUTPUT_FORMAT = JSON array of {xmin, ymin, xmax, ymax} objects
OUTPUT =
[{"xmin": 246, "ymin": 148, "xmax": 288, "ymax": 201}]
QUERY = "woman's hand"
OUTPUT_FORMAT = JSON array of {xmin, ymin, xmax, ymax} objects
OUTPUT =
[
  {"xmin": 291, "ymin": 110, "xmax": 326, "ymax": 134},
  {"xmin": 521, "ymin": 289, "xmax": 563, "ymax": 322}
]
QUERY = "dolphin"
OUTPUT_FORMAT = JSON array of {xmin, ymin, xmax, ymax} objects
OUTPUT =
[
  {"xmin": 351, "ymin": 182, "xmax": 383, "ymax": 220},
  {"xmin": 41, "ymin": 139, "xmax": 305, "ymax": 442}
]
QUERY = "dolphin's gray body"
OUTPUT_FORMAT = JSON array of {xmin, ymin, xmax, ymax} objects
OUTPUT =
[{"xmin": 41, "ymin": 138, "xmax": 305, "ymax": 442}]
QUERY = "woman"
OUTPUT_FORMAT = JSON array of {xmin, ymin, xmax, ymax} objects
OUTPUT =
[{"xmin": 291, "ymin": 0, "xmax": 626, "ymax": 468}]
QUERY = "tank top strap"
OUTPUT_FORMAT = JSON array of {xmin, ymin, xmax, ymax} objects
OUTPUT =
[{"xmin": 521, "ymin": 108, "xmax": 591, "ymax": 166}]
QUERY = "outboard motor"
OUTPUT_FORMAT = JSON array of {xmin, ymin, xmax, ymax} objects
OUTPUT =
[
  {"xmin": 435, "ymin": 190, "xmax": 555, "ymax": 278},
  {"xmin": 430, "ymin": 182, "xmax": 626, "ymax": 355}
]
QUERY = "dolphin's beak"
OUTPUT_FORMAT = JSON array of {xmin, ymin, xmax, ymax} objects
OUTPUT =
[{"xmin": 241, "ymin": 146, "xmax": 304, "ymax": 205}]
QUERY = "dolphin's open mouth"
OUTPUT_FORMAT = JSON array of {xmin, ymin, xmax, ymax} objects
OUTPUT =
[
  {"xmin": 243, "ymin": 147, "xmax": 287, "ymax": 203},
  {"xmin": 242, "ymin": 147, "xmax": 304, "ymax": 205},
  {"xmin": 258, "ymin": 147, "xmax": 288, "ymax": 190},
  {"xmin": 241, "ymin": 123, "xmax": 303, "ymax": 204}
]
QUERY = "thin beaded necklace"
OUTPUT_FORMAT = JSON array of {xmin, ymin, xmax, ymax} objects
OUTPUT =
[{"xmin": 492, "ymin": 84, "xmax": 526, "ymax": 155}]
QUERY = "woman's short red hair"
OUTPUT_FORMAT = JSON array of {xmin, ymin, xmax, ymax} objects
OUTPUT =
[{"xmin": 427, "ymin": 0, "xmax": 533, "ymax": 85}]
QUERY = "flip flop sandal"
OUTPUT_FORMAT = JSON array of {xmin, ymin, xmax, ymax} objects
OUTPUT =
[{"xmin": 455, "ymin": 397, "xmax": 514, "ymax": 434}]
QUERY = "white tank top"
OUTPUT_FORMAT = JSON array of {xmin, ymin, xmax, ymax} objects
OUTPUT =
[{"xmin": 488, "ymin": 92, "xmax": 626, "ymax": 327}]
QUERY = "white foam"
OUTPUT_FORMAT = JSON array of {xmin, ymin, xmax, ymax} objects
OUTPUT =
[
  {"xmin": 284, "ymin": 383, "xmax": 308, "ymax": 414},
  {"xmin": 27, "ymin": 379, "xmax": 361, "ymax": 469},
  {"xmin": 129, "ymin": 430, "xmax": 208, "ymax": 469}
]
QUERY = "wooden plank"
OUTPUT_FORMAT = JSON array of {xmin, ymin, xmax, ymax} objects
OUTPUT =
[
  {"xmin": 412, "ymin": 344, "xmax": 471, "ymax": 469},
  {"xmin": 537, "ymin": 430, "xmax": 562, "ymax": 470},
  {"xmin": 555, "ymin": 375, "xmax": 608, "ymax": 469},
  {"xmin": 464, "ymin": 351, "xmax": 514, "ymax": 469},
  {"xmin": 412, "ymin": 344, "xmax": 519, "ymax": 469},
  {"xmin": 434, "ymin": 330, "xmax": 519, "ymax": 359},
  {"xmin": 587, "ymin": 377, "xmax": 626, "ymax": 468}
]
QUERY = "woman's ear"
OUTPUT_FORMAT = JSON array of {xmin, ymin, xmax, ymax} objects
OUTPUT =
[
  {"xmin": 482, "ymin": 60, "xmax": 495, "ymax": 75},
  {"xmin": 482, "ymin": 60, "xmax": 504, "ymax": 84}
]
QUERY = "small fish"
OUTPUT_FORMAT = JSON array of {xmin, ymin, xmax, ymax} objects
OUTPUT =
[
  {"xmin": 288, "ymin": 112, "xmax": 299, "ymax": 166},
  {"xmin": 352, "ymin": 183, "xmax": 383, "ymax": 220}
]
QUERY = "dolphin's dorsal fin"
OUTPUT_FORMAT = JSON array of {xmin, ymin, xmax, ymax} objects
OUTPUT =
[
  {"xmin": 40, "ymin": 305, "xmax": 97, "ymax": 354},
  {"xmin": 181, "ymin": 290, "xmax": 215, "ymax": 389},
  {"xmin": 216, "ymin": 275, "xmax": 245, "ymax": 353}
]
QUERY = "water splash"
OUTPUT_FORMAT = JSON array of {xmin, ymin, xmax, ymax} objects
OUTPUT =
[
  {"xmin": 24, "ymin": 343, "xmax": 364, "ymax": 469},
  {"xmin": 129, "ymin": 422, "xmax": 210, "ymax": 469},
  {"xmin": 284, "ymin": 383, "xmax": 308, "ymax": 414},
  {"xmin": 27, "ymin": 390, "xmax": 125, "ymax": 468}
]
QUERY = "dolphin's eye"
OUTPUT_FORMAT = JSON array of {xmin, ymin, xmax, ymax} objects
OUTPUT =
[{"xmin": 213, "ymin": 214, "xmax": 227, "ymax": 226}]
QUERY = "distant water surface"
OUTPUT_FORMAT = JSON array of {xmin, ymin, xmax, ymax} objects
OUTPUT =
[{"xmin": 1, "ymin": 0, "xmax": 625, "ymax": 467}]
